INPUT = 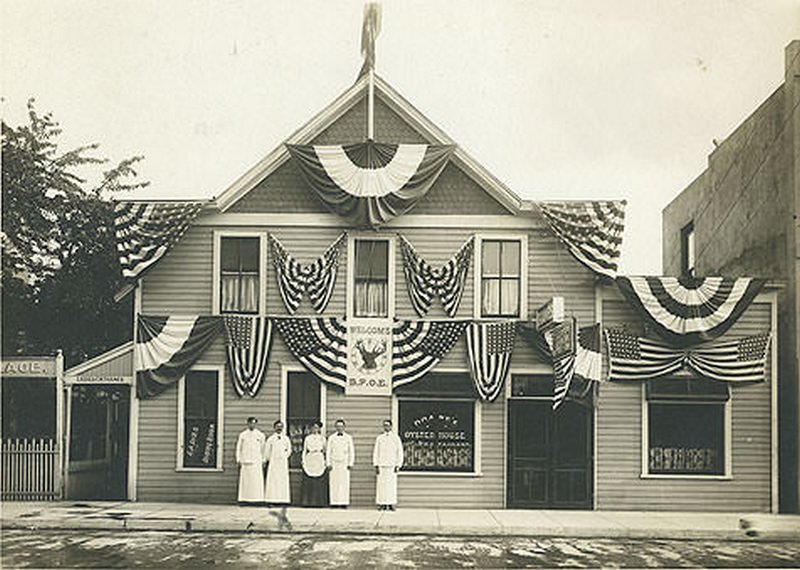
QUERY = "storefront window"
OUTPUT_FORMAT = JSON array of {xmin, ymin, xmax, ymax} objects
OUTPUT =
[
  {"xmin": 286, "ymin": 371, "xmax": 321, "ymax": 469},
  {"xmin": 481, "ymin": 239, "xmax": 521, "ymax": 317},
  {"xmin": 646, "ymin": 377, "xmax": 728, "ymax": 476},
  {"xmin": 396, "ymin": 372, "xmax": 477, "ymax": 473},
  {"xmin": 353, "ymin": 239, "xmax": 389, "ymax": 318},
  {"xmin": 220, "ymin": 236, "xmax": 260, "ymax": 313},
  {"xmin": 70, "ymin": 386, "xmax": 113, "ymax": 462},
  {"xmin": 181, "ymin": 370, "xmax": 220, "ymax": 469}
]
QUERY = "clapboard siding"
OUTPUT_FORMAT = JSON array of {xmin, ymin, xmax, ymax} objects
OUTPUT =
[{"xmin": 597, "ymin": 287, "xmax": 773, "ymax": 512}]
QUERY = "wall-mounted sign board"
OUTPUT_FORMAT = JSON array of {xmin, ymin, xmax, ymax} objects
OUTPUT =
[
  {"xmin": 535, "ymin": 297, "xmax": 565, "ymax": 331},
  {"xmin": 2, "ymin": 358, "xmax": 57, "ymax": 378},
  {"xmin": 65, "ymin": 375, "xmax": 133, "ymax": 386}
]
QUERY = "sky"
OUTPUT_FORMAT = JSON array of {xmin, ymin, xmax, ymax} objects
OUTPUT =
[{"xmin": 2, "ymin": 0, "xmax": 798, "ymax": 274}]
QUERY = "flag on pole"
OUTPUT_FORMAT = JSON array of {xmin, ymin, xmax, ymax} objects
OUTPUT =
[
  {"xmin": 114, "ymin": 201, "xmax": 205, "ymax": 281},
  {"xmin": 392, "ymin": 320, "xmax": 467, "ymax": 388},
  {"xmin": 399, "ymin": 235, "xmax": 474, "ymax": 317},
  {"xmin": 269, "ymin": 233, "xmax": 345, "ymax": 314},
  {"xmin": 466, "ymin": 321, "xmax": 517, "ymax": 402},
  {"xmin": 359, "ymin": 2, "xmax": 382, "ymax": 77},
  {"xmin": 136, "ymin": 315, "xmax": 224, "ymax": 398},
  {"xmin": 223, "ymin": 315, "xmax": 274, "ymax": 398}
]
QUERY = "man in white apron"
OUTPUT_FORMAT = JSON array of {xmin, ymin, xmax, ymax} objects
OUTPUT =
[
  {"xmin": 372, "ymin": 419, "xmax": 403, "ymax": 511},
  {"xmin": 235, "ymin": 417, "xmax": 266, "ymax": 505},
  {"xmin": 326, "ymin": 418, "xmax": 354, "ymax": 508},
  {"xmin": 263, "ymin": 420, "xmax": 291, "ymax": 506}
]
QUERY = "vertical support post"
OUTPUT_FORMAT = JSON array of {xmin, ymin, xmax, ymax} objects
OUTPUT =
[
  {"xmin": 63, "ymin": 384, "xmax": 72, "ymax": 500},
  {"xmin": 127, "ymin": 283, "xmax": 141, "ymax": 501},
  {"xmin": 55, "ymin": 350, "xmax": 64, "ymax": 499}
]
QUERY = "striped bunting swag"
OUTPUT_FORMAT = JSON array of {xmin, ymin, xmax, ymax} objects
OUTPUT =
[
  {"xmin": 136, "ymin": 315, "xmax": 224, "ymax": 399},
  {"xmin": 286, "ymin": 141, "xmax": 454, "ymax": 228},
  {"xmin": 466, "ymin": 321, "xmax": 517, "ymax": 402},
  {"xmin": 392, "ymin": 321, "xmax": 467, "ymax": 388},
  {"xmin": 274, "ymin": 318, "xmax": 348, "ymax": 388},
  {"xmin": 548, "ymin": 324, "xmax": 603, "ymax": 409},
  {"xmin": 269, "ymin": 233, "xmax": 345, "ymax": 314},
  {"xmin": 538, "ymin": 201, "xmax": 625, "ymax": 279},
  {"xmin": 223, "ymin": 316, "xmax": 274, "ymax": 398},
  {"xmin": 606, "ymin": 328, "xmax": 770, "ymax": 383},
  {"xmin": 616, "ymin": 276, "xmax": 766, "ymax": 346},
  {"xmin": 398, "ymin": 235, "xmax": 474, "ymax": 317},
  {"xmin": 114, "ymin": 201, "xmax": 204, "ymax": 281}
]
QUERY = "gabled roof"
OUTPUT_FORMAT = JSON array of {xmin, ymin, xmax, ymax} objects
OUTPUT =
[
  {"xmin": 213, "ymin": 74, "xmax": 522, "ymax": 214},
  {"xmin": 64, "ymin": 341, "xmax": 133, "ymax": 377}
]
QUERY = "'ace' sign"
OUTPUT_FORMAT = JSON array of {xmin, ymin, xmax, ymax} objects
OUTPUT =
[{"xmin": 346, "ymin": 321, "xmax": 392, "ymax": 396}]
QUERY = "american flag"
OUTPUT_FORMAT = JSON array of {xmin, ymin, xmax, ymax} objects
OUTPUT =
[
  {"xmin": 398, "ymin": 235, "xmax": 473, "ymax": 318},
  {"xmin": 114, "ymin": 201, "xmax": 205, "ymax": 280},
  {"xmin": 223, "ymin": 315, "xmax": 274, "ymax": 398},
  {"xmin": 269, "ymin": 233, "xmax": 345, "ymax": 314},
  {"xmin": 538, "ymin": 201, "xmax": 625, "ymax": 279},
  {"xmin": 274, "ymin": 318, "xmax": 348, "ymax": 388},
  {"xmin": 607, "ymin": 328, "xmax": 770, "ymax": 383},
  {"xmin": 392, "ymin": 320, "xmax": 468, "ymax": 388},
  {"xmin": 466, "ymin": 321, "xmax": 517, "ymax": 402}
]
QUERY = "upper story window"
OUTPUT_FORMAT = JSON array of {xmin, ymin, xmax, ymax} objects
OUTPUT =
[
  {"xmin": 352, "ymin": 238, "xmax": 391, "ymax": 318},
  {"xmin": 680, "ymin": 222, "xmax": 695, "ymax": 277},
  {"xmin": 480, "ymin": 239, "xmax": 522, "ymax": 318},
  {"xmin": 220, "ymin": 236, "xmax": 260, "ymax": 314}
]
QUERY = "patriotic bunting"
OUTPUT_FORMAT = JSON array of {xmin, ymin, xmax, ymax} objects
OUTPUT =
[
  {"xmin": 466, "ymin": 321, "xmax": 517, "ymax": 402},
  {"xmin": 136, "ymin": 315, "xmax": 224, "ymax": 399},
  {"xmin": 274, "ymin": 318, "xmax": 348, "ymax": 388},
  {"xmin": 269, "ymin": 233, "xmax": 345, "ymax": 314},
  {"xmin": 606, "ymin": 328, "xmax": 770, "ymax": 383},
  {"xmin": 538, "ymin": 201, "xmax": 625, "ymax": 279},
  {"xmin": 223, "ymin": 315, "xmax": 274, "ymax": 398},
  {"xmin": 616, "ymin": 276, "xmax": 766, "ymax": 346},
  {"xmin": 114, "ymin": 201, "xmax": 205, "ymax": 281},
  {"xmin": 392, "ymin": 320, "xmax": 467, "ymax": 388},
  {"xmin": 286, "ymin": 141, "xmax": 455, "ymax": 228},
  {"xmin": 399, "ymin": 235, "xmax": 474, "ymax": 317},
  {"xmin": 551, "ymin": 324, "xmax": 603, "ymax": 409}
]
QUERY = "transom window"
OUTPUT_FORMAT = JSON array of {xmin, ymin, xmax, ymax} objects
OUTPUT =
[
  {"xmin": 645, "ymin": 377, "xmax": 729, "ymax": 477},
  {"xmin": 353, "ymin": 238, "xmax": 389, "ymax": 318},
  {"xmin": 481, "ymin": 239, "xmax": 521, "ymax": 317},
  {"xmin": 220, "ymin": 237, "xmax": 260, "ymax": 314}
]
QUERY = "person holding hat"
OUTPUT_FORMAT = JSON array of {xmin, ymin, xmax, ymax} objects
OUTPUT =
[
  {"xmin": 235, "ymin": 417, "xmax": 266, "ymax": 505},
  {"xmin": 300, "ymin": 421, "xmax": 328, "ymax": 507}
]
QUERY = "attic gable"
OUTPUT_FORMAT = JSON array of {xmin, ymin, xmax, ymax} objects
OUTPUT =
[{"xmin": 216, "ymin": 75, "xmax": 520, "ymax": 216}]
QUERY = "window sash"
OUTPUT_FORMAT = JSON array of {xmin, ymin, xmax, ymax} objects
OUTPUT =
[
  {"xmin": 647, "ymin": 401, "xmax": 725, "ymax": 476},
  {"xmin": 353, "ymin": 239, "xmax": 389, "ymax": 317},
  {"xmin": 219, "ymin": 236, "xmax": 260, "ymax": 314},
  {"xmin": 181, "ymin": 372, "xmax": 220, "ymax": 469},
  {"xmin": 480, "ymin": 239, "xmax": 521, "ymax": 318},
  {"xmin": 398, "ymin": 398, "xmax": 475, "ymax": 473}
]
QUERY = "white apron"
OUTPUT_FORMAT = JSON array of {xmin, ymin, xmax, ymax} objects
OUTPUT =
[
  {"xmin": 236, "ymin": 429, "xmax": 265, "ymax": 503},
  {"xmin": 376, "ymin": 467, "xmax": 398, "ymax": 505},
  {"xmin": 326, "ymin": 432, "xmax": 354, "ymax": 506},
  {"xmin": 264, "ymin": 433, "xmax": 291, "ymax": 504},
  {"xmin": 373, "ymin": 432, "xmax": 403, "ymax": 506}
]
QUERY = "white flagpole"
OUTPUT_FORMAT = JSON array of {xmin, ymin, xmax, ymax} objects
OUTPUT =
[{"xmin": 368, "ymin": 68, "xmax": 375, "ymax": 140}]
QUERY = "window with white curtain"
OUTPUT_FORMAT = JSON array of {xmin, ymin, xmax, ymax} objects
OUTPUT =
[
  {"xmin": 220, "ymin": 237, "xmax": 260, "ymax": 314},
  {"xmin": 481, "ymin": 239, "xmax": 521, "ymax": 317},
  {"xmin": 353, "ymin": 239, "xmax": 389, "ymax": 318}
]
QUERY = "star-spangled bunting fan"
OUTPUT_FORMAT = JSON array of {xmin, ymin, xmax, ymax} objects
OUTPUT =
[
  {"xmin": 615, "ymin": 276, "xmax": 766, "ymax": 346},
  {"xmin": 466, "ymin": 321, "xmax": 517, "ymax": 402},
  {"xmin": 399, "ymin": 235, "xmax": 474, "ymax": 318},
  {"xmin": 550, "ymin": 324, "xmax": 603, "ymax": 409},
  {"xmin": 269, "ymin": 233, "xmax": 345, "ymax": 314},
  {"xmin": 537, "ymin": 201, "xmax": 625, "ymax": 279},
  {"xmin": 606, "ymin": 328, "xmax": 770, "ymax": 383},
  {"xmin": 114, "ymin": 201, "xmax": 205, "ymax": 281},
  {"xmin": 274, "ymin": 318, "xmax": 348, "ymax": 388},
  {"xmin": 223, "ymin": 315, "xmax": 274, "ymax": 398},
  {"xmin": 392, "ymin": 320, "xmax": 468, "ymax": 388},
  {"xmin": 286, "ymin": 141, "xmax": 455, "ymax": 228},
  {"xmin": 136, "ymin": 315, "xmax": 224, "ymax": 399}
]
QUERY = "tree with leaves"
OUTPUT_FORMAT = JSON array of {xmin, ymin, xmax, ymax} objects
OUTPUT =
[{"xmin": 2, "ymin": 100, "xmax": 148, "ymax": 366}]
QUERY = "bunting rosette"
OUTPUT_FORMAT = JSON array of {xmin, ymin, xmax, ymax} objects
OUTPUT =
[
  {"xmin": 114, "ymin": 201, "xmax": 205, "ymax": 281},
  {"xmin": 275, "ymin": 318, "xmax": 349, "ymax": 389},
  {"xmin": 286, "ymin": 141, "xmax": 455, "ymax": 228},
  {"xmin": 606, "ymin": 328, "xmax": 770, "ymax": 383},
  {"xmin": 615, "ymin": 276, "xmax": 766, "ymax": 346},
  {"xmin": 392, "ymin": 320, "xmax": 467, "ymax": 389},
  {"xmin": 136, "ymin": 315, "xmax": 224, "ymax": 398},
  {"xmin": 537, "ymin": 201, "xmax": 625, "ymax": 279}
]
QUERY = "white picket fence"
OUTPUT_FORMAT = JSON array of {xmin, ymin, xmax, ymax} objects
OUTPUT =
[{"xmin": 1, "ymin": 438, "xmax": 60, "ymax": 501}]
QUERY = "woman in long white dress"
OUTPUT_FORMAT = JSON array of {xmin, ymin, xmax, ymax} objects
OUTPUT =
[{"xmin": 301, "ymin": 421, "xmax": 328, "ymax": 507}]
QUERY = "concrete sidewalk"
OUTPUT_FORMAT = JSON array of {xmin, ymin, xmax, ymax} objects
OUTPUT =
[{"xmin": 2, "ymin": 501, "xmax": 799, "ymax": 541}]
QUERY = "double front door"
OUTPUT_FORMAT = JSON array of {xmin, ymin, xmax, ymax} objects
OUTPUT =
[{"xmin": 507, "ymin": 400, "xmax": 592, "ymax": 509}]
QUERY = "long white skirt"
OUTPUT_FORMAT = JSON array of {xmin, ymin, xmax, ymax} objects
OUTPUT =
[
  {"xmin": 238, "ymin": 463, "xmax": 264, "ymax": 503},
  {"xmin": 264, "ymin": 459, "xmax": 290, "ymax": 504},
  {"xmin": 375, "ymin": 466, "xmax": 398, "ymax": 505},
  {"xmin": 329, "ymin": 462, "xmax": 350, "ymax": 505}
]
